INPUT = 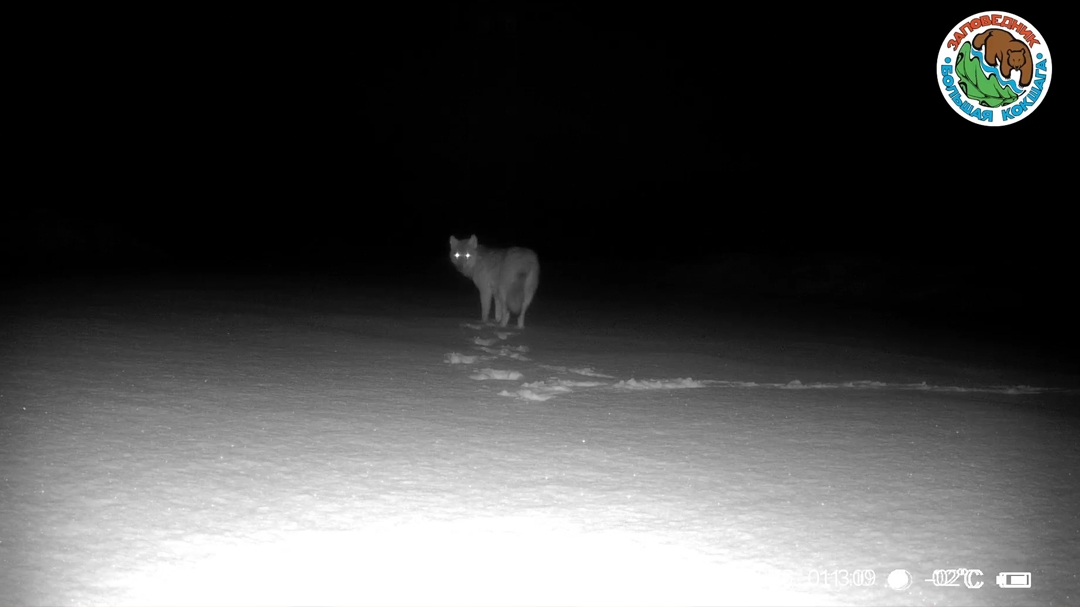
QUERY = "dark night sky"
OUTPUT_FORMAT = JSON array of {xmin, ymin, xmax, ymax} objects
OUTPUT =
[{"xmin": 6, "ymin": 4, "xmax": 1074, "ymax": 353}]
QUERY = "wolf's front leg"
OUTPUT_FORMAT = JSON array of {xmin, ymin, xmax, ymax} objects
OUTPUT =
[
  {"xmin": 494, "ymin": 297, "xmax": 506, "ymax": 325},
  {"xmin": 478, "ymin": 287, "xmax": 493, "ymax": 322}
]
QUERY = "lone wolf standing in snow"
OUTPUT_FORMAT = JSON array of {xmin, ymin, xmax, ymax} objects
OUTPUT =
[{"xmin": 449, "ymin": 234, "xmax": 540, "ymax": 328}]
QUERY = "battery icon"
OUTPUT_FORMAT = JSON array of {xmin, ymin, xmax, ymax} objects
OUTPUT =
[{"xmin": 996, "ymin": 572, "xmax": 1031, "ymax": 588}]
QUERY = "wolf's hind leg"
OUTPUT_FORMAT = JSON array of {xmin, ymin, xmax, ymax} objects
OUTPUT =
[{"xmin": 517, "ymin": 268, "xmax": 539, "ymax": 328}]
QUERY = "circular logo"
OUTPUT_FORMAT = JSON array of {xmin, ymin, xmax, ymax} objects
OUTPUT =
[{"xmin": 936, "ymin": 11, "xmax": 1051, "ymax": 126}]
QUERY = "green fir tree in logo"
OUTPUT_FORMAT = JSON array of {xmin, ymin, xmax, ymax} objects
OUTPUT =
[{"xmin": 954, "ymin": 41, "xmax": 1019, "ymax": 108}]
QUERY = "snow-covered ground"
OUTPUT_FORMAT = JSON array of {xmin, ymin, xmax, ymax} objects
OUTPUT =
[{"xmin": 2, "ymin": 274, "xmax": 1077, "ymax": 606}]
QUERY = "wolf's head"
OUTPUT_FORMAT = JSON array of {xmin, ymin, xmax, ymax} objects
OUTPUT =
[{"xmin": 449, "ymin": 234, "xmax": 479, "ymax": 276}]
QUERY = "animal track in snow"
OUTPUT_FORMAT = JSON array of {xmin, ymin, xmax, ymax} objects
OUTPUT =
[
  {"xmin": 476, "ymin": 346, "xmax": 531, "ymax": 361},
  {"xmin": 568, "ymin": 367, "xmax": 614, "ymax": 378},
  {"xmin": 498, "ymin": 388, "xmax": 563, "ymax": 402},
  {"xmin": 448, "ymin": 328, "xmax": 1058, "ymax": 401},
  {"xmin": 470, "ymin": 369, "xmax": 524, "ymax": 381},
  {"xmin": 613, "ymin": 378, "xmax": 706, "ymax": 390},
  {"xmin": 538, "ymin": 365, "xmax": 613, "ymax": 378}
]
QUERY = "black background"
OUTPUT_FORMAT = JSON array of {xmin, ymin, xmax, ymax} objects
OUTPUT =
[{"xmin": 5, "ymin": 3, "xmax": 1074, "ymax": 357}]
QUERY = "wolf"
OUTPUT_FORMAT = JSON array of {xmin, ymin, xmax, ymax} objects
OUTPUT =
[{"xmin": 449, "ymin": 234, "xmax": 540, "ymax": 328}]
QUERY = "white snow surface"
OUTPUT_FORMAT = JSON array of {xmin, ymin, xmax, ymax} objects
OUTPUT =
[{"xmin": 1, "ymin": 277, "xmax": 1078, "ymax": 606}]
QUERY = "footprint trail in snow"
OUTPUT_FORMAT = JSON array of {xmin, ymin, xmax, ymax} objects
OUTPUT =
[{"xmin": 445, "ymin": 323, "xmax": 1064, "ymax": 401}]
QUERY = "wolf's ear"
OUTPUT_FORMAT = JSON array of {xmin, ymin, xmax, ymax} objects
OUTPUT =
[
  {"xmin": 449, "ymin": 235, "xmax": 458, "ymax": 247},
  {"xmin": 468, "ymin": 235, "xmax": 478, "ymax": 247}
]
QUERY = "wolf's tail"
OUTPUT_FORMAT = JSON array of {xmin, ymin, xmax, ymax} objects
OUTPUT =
[{"xmin": 506, "ymin": 270, "xmax": 527, "ymax": 313}]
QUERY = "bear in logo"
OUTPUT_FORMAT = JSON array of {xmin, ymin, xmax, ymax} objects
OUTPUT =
[{"xmin": 973, "ymin": 28, "xmax": 1033, "ymax": 87}]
